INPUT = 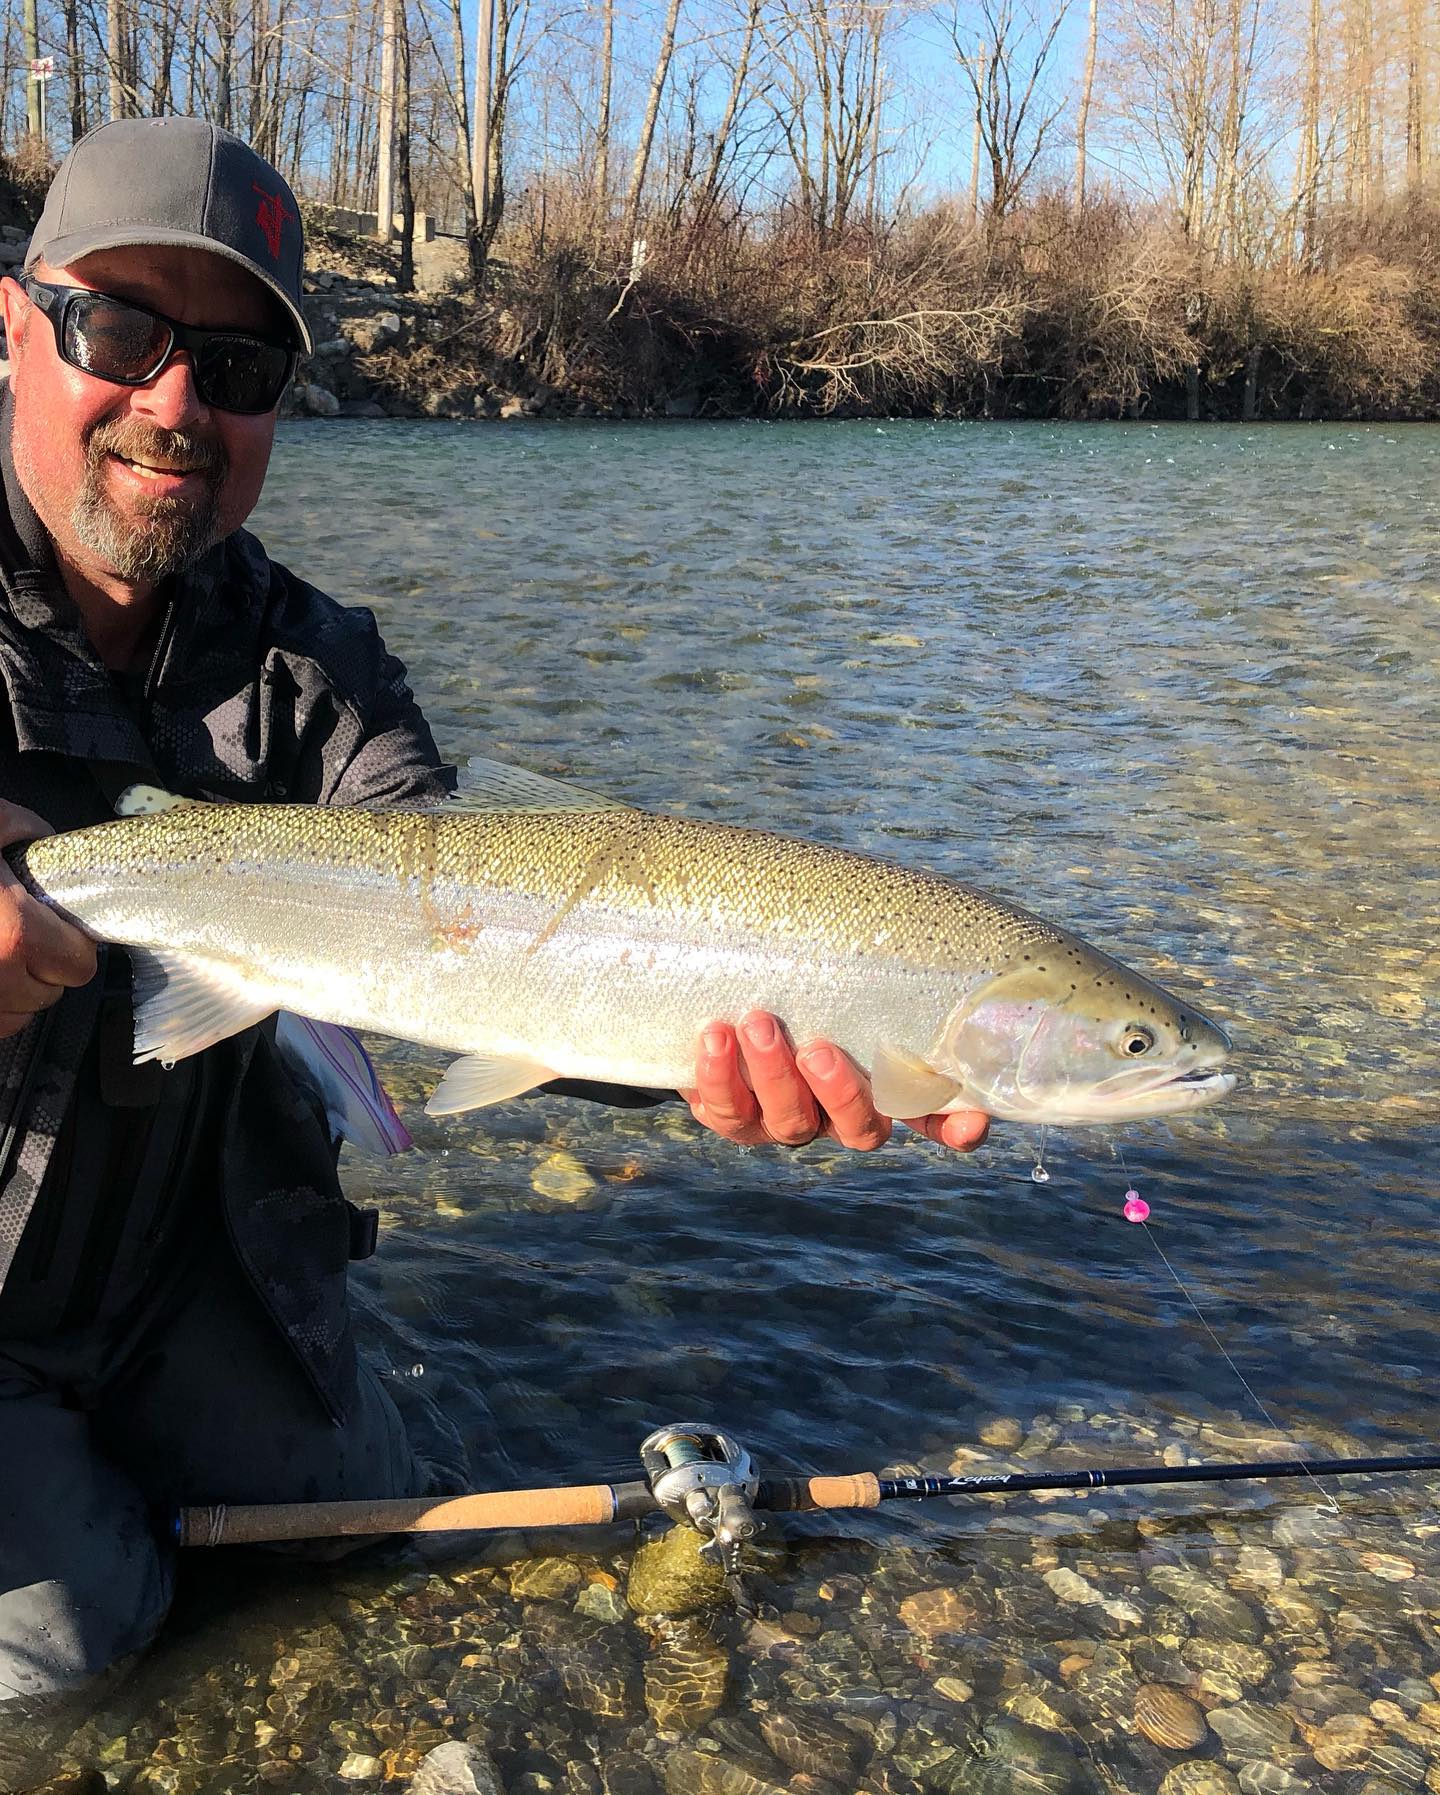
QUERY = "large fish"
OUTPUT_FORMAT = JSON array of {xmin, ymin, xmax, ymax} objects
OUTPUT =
[{"xmin": 10, "ymin": 764, "xmax": 1234, "ymax": 1128}]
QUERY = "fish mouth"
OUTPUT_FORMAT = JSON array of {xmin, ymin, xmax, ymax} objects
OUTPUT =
[
  {"xmin": 976, "ymin": 1061, "xmax": 1238, "ymax": 1126},
  {"xmin": 1066, "ymin": 1065, "xmax": 1238, "ymax": 1123}
]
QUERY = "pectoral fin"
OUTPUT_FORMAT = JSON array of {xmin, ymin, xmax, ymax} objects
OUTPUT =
[
  {"xmin": 114, "ymin": 783, "xmax": 201, "ymax": 817},
  {"xmin": 426, "ymin": 1052, "xmax": 555, "ymax": 1115},
  {"xmin": 869, "ymin": 1044, "xmax": 964, "ymax": 1118},
  {"xmin": 128, "ymin": 949, "xmax": 275, "ymax": 1064}
]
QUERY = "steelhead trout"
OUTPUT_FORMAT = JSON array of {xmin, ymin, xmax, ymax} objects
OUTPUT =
[{"xmin": 12, "ymin": 764, "xmax": 1234, "ymax": 1128}]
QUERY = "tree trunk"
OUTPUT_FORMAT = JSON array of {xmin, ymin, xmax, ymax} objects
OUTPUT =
[
  {"xmin": 1242, "ymin": 345, "xmax": 1260, "ymax": 419},
  {"xmin": 1074, "ymin": 0, "xmax": 1097, "ymax": 205},
  {"xmin": 377, "ymin": 0, "xmax": 396, "ymax": 242},
  {"xmin": 471, "ymin": 0, "xmax": 494, "ymax": 237},
  {"xmin": 696, "ymin": 0, "xmax": 760, "ymax": 220},
  {"xmin": 1405, "ymin": 0, "xmax": 1424, "ymax": 188},
  {"xmin": 622, "ymin": 0, "xmax": 683, "ymax": 249},
  {"xmin": 594, "ymin": 0, "xmax": 615, "ymax": 210},
  {"xmin": 1297, "ymin": 0, "xmax": 1321, "ymax": 264},
  {"xmin": 396, "ymin": 0, "xmax": 415, "ymax": 292},
  {"xmin": 969, "ymin": 42, "xmax": 986, "ymax": 224},
  {"xmin": 65, "ymin": 0, "xmax": 85, "ymax": 140}
]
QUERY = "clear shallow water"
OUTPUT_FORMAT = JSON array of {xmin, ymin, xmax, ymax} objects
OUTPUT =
[{"xmin": 11, "ymin": 420, "xmax": 1440, "ymax": 1793}]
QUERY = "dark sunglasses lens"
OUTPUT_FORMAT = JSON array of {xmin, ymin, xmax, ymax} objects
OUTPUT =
[
  {"xmin": 64, "ymin": 294, "xmax": 170, "ymax": 382},
  {"xmin": 195, "ymin": 336, "xmax": 292, "ymax": 413}
]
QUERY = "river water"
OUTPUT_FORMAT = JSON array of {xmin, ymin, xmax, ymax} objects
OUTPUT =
[{"xmin": 12, "ymin": 420, "xmax": 1440, "ymax": 1794}]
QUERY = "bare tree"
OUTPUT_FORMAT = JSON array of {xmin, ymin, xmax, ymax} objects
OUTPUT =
[
  {"xmin": 1074, "ymin": 0, "xmax": 1096, "ymax": 203},
  {"xmin": 378, "ymin": 0, "xmax": 397, "ymax": 241},
  {"xmin": 622, "ymin": 0, "xmax": 683, "ymax": 247},
  {"xmin": 765, "ymin": 0, "xmax": 891, "ymax": 245},
  {"xmin": 945, "ymin": 0, "xmax": 1068, "ymax": 227},
  {"xmin": 594, "ymin": 0, "xmax": 614, "ymax": 207}
]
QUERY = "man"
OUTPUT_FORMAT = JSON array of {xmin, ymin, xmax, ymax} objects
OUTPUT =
[{"xmin": 0, "ymin": 116, "xmax": 989, "ymax": 1706}]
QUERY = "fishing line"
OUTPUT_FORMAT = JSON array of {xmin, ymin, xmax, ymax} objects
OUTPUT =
[{"xmin": 1113, "ymin": 1140, "xmax": 1341, "ymax": 1517}]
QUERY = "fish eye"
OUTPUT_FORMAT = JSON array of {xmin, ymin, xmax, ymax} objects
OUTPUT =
[{"xmin": 1120, "ymin": 1026, "xmax": 1155, "ymax": 1056}]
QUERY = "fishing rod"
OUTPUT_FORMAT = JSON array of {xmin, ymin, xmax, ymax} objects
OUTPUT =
[{"xmin": 175, "ymin": 1424, "xmax": 1440, "ymax": 1565}]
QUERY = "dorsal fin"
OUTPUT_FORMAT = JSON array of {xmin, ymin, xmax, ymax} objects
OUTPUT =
[{"xmin": 437, "ymin": 756, "xmax": 633, "ymax": 815}]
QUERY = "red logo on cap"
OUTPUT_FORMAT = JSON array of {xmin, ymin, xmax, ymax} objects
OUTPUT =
[{"xmin": 252, "ymin": 182, "xmax": 295, "ymax": 260}]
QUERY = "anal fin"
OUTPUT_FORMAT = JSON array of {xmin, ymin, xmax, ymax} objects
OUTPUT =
[
  {"xmin": 426, "ymin": 1052, "xmax": 555, "ymax": 1115},
  {"xmin": 869, "ymin": 1043, "xmax": 964, "ymax": 1119}
]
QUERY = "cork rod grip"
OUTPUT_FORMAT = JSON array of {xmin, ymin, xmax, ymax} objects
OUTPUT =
[
  {"xmin": 178, "ymin": 1483, "xmax": 618, "ymax": 1547},
  {"xmin": 806, "ymin": 1473, "xmax": 882, "ymax": 1510}
]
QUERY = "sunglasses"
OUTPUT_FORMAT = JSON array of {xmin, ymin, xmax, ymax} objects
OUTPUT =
[{"xmin": 19, "ymin": 276, "xmax": 298, "ymax": 415}]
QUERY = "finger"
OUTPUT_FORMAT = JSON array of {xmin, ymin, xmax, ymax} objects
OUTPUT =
[
  {"xmin": 902, "ymin": 1109, "xmax": 992, "ymax": 1152},
  {"xmin": 0, "ymin": 801, "xmax": 55, "ymax": 851},
  {"xmin": 795, "ymin": 1042, "xmax": 892, "ymax": 1150},
  {"xmin": 737, "ymin": 1011, "xmax": 820, "ymax": 1146},
  {"xmin": 688, "ymin": 1023, "xmax": 767, "ymax": 1143},
  {"xmin": 18, "ymin": 897, "xmax": 97, "ymax": 989},
  {"xmin": 0, "ymin": 891, "xmax": 97, "ymax": 992}
]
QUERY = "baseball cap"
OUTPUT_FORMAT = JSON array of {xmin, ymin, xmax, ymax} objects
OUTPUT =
[{"xmin": 25, "ymin": 116, "xmax": 312, "ymax": 354}]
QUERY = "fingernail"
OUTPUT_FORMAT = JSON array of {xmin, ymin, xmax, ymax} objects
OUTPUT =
[
  {"xmin": 743, "ymin": 1015, "xmax": 776, "ymax": 1049},
  {"xmin": 799, "ymin": 1044, "xmax": 836, "ymax": 1078},
  {"xmin": 702, "ymin": 1026, "xmax": 728, "ymax": 1057}
]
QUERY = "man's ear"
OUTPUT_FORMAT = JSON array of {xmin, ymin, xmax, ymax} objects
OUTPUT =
[{"xmin": 0, "ymin": 275, "xmax": 31, "ymax": 370}]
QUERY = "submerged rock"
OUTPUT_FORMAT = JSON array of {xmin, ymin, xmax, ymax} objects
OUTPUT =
[
  {"xmin": 661, "ymin": 1746, "xmax": 788, "ymax": 1795},
  {"xmin": 1148, "ymin": 1567, "xmax": 1263, "ymax": 1643},
  {"xmin": 627, "ymin": 1524, "xmax": 728, "ymax": 1617},
  {"xmin": 1135, "ymin": 1685, "xmax": 1209, "ymax": 1751},
  {"xmin": 1159, "ymin": 1765, "xmax": 1241, "ymax": 1795},
  {"xmin": 759, "ymin": 1709, "xmax": 863, "ymax": 1780},
  {"xmin": 410, "ymin": 1741, "xmax": 506, "ymax": 1795},
  {"xmin": 643, "ymin": 1617, "xmax": 729, "ymax": 1732},
  {"xmin": 1207, "ymin": 1702, "xmax": 1296, "ymax": 1758}
]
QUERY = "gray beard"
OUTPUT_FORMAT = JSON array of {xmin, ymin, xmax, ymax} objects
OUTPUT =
[
  {"xmin": 16, "ymin": 416, "xmax": 227, "ymax": 583},
  {"xmin": 70, "ymin": 473, "xmax": 221, "ymax": 582}
]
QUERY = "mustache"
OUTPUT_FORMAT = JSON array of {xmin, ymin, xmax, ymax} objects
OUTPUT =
[{"xmin": 86, "ymin": 420, "xmax": 228, "ymax": 483}]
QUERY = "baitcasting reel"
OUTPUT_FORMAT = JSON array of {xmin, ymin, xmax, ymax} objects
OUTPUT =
[{"xmin": 640, "ymin": 1422, "xmax": 762, "ymax": 1574}]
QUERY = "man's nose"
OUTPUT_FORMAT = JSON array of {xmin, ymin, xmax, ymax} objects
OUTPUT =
[{"xmin": 129, "ymin": 350, "xmax": 207, "ymax": 432}]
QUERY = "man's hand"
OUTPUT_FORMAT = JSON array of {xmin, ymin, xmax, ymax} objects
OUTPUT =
[
  {"xmin": 681, "ymin": 1010, "xmax": 991, "ymax": 1152},
  {"xmin": 0, "ymin": 802, "xmax": 98, "ymax": 1039}
]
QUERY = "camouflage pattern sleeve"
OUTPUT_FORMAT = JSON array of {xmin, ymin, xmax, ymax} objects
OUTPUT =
[{"xmin": 326, "ymin": 637, "xmax": 458, "ymax": 809}]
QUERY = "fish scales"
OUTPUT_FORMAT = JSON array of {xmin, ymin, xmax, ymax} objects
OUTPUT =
[{"xmin": 15, "ymin": 800, "xmax": 1234, "ymax": 1125}]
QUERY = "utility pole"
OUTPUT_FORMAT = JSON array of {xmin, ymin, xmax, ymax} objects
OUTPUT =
[
  {"xmin": 376, "ymin": 0, "xmax": 396, "ymax": 242},
  {"xmin": 472, "ymin": 0, "xmax": 495, "ymax": 234},
  {"xmin": 968, "ymin": 42, "xmax": 987, "ymax": 224},
  {"xmin": 23, "ymin": 0, "xmax": 42, "ymax": 138}
]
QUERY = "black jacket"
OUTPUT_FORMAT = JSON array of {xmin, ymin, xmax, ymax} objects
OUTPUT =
[{"xmin": 0, "ymin": 393, "xmax": 453, "ymax": 1418}]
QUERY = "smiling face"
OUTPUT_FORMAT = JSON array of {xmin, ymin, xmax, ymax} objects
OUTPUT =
[{"xmin": 0, "ymin": 244, "xmax": 285, "ymax": 591}]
